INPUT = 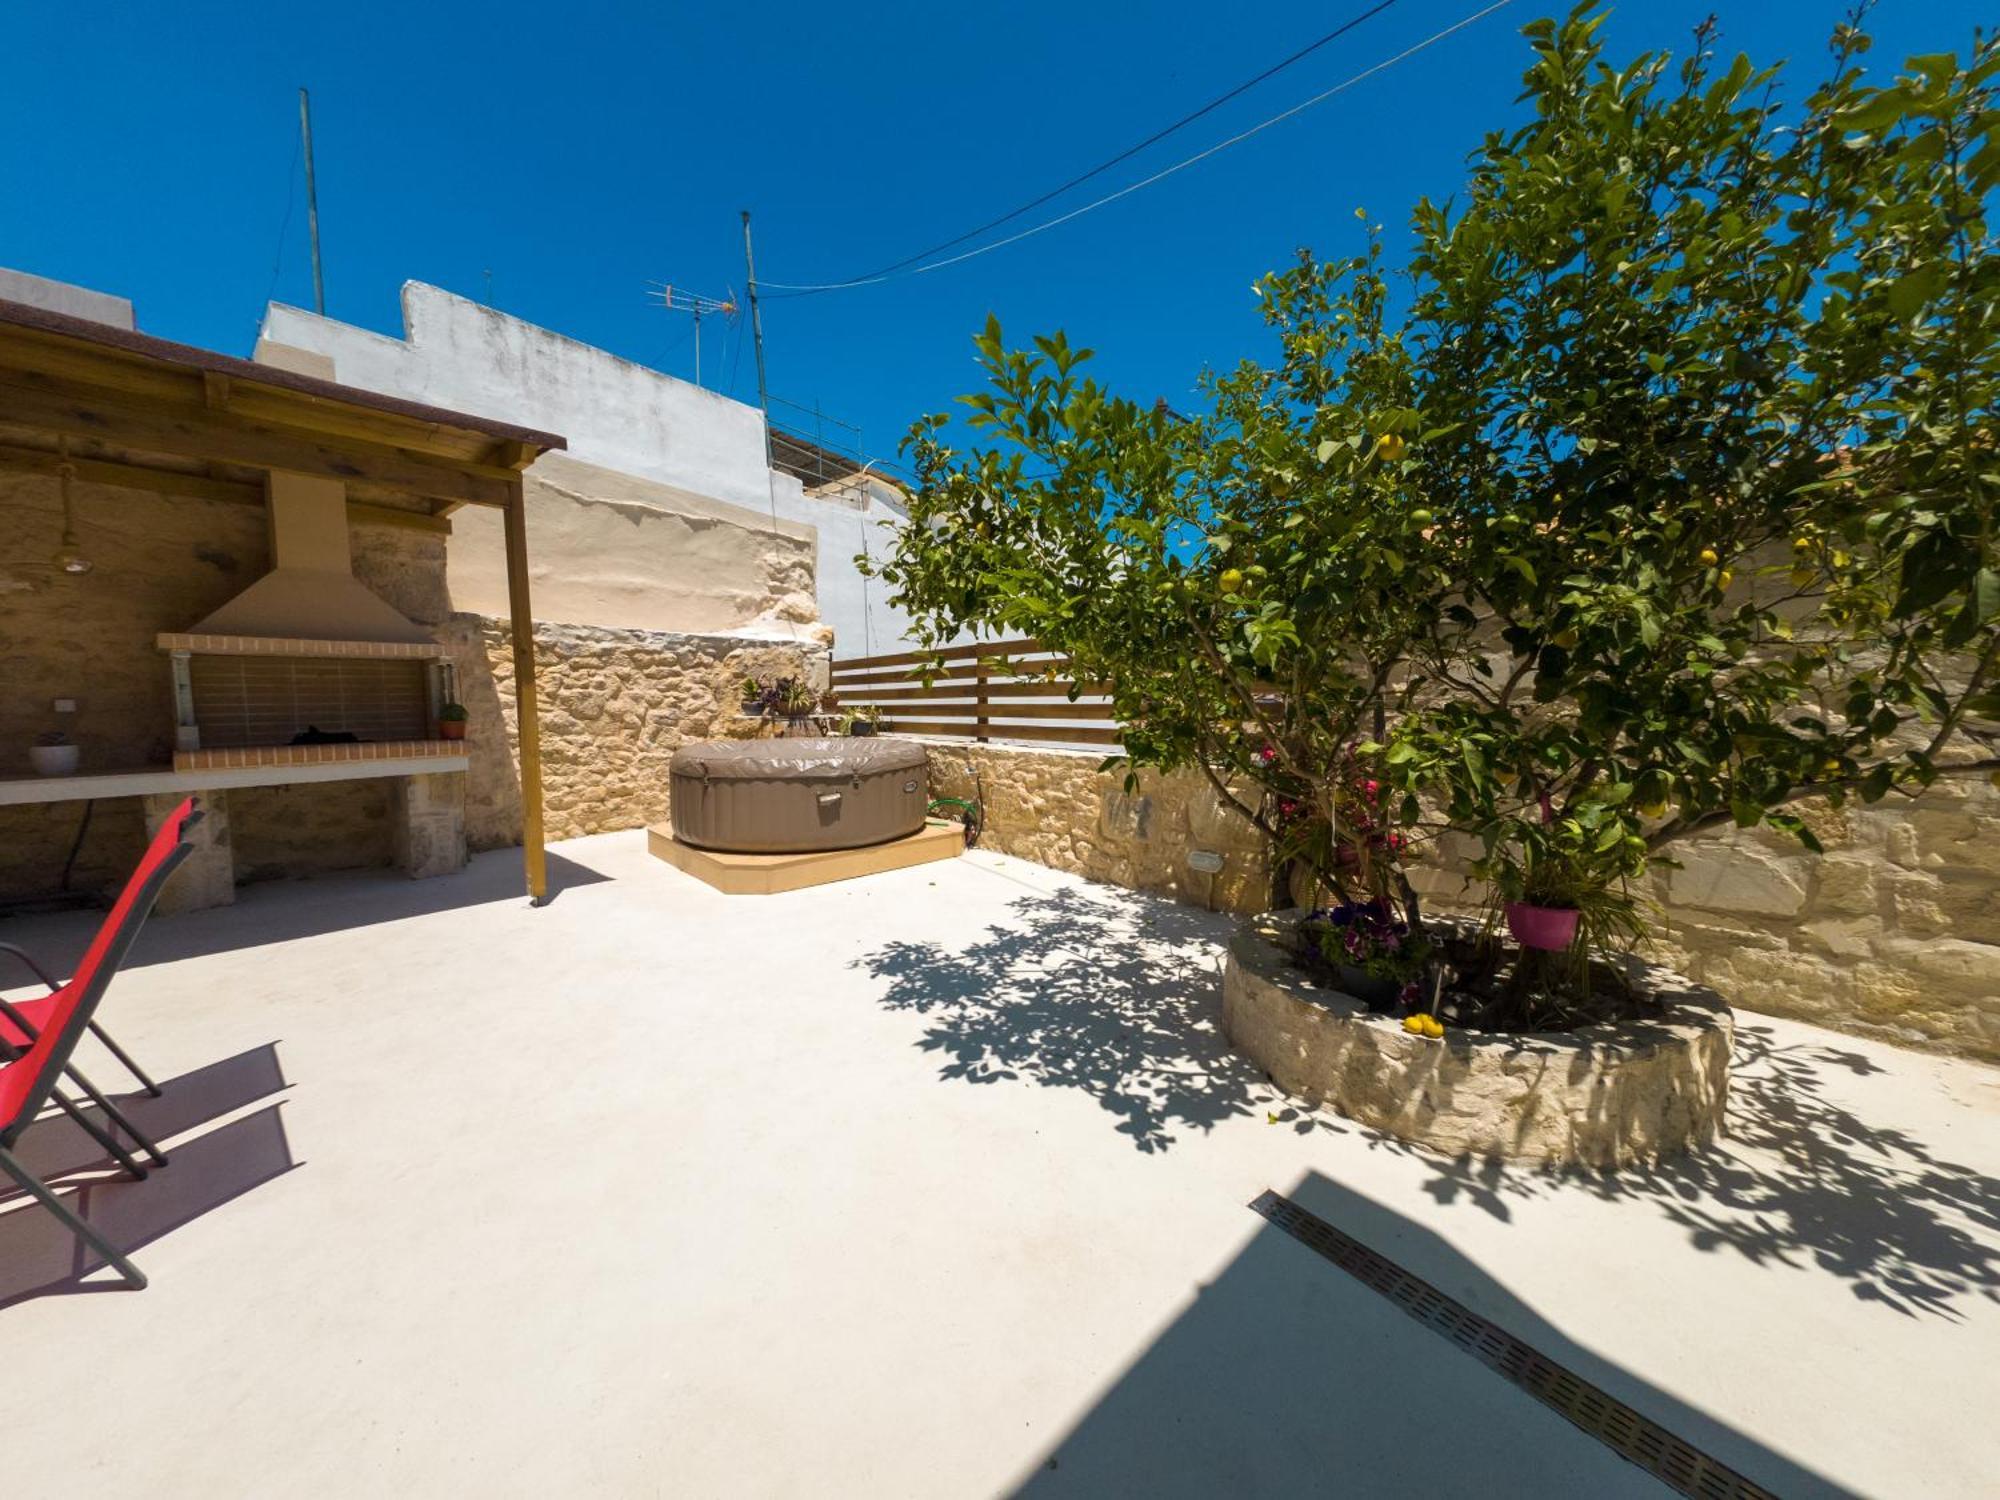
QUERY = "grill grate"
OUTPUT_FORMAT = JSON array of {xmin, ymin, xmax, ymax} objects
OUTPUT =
[
  {"xmin": 189, "ymin": 653, "xmax": 428, "ymax": 748},
  {"xmin": 1249, "ymin": 1191, "xmax": 1777, "ymax": 1500}
]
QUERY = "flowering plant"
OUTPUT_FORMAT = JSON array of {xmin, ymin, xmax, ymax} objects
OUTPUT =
[{"xmin": 1298, "ymin": 899, "xmax": 1434, "ymax": 1008}]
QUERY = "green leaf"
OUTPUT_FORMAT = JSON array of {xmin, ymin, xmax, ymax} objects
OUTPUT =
[{"xmin": 1835, "ymin": 90, "xmax": 1910, "ymax": 133}]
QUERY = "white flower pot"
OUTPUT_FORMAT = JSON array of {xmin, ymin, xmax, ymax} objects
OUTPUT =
[{"xmin": 28, "ymin": 743, "xmax": 79, "ymax": 777}]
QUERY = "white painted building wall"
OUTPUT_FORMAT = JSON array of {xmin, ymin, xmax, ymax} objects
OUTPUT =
[{"xmin": 256, "ymin": 284, "xmax": 917, "ymax": 658}]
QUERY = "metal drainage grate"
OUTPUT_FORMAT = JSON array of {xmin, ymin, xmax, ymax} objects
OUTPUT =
[{"xmin": 1249, "ymin": 1190, "xmax": 1777, "ymax": 1500}]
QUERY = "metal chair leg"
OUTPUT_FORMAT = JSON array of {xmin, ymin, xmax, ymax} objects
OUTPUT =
[
  {"xmin": 0, "ymin": 1145, "xmax": 147, "ymax": 1289},
  {"xmin": 57, "ymin": 1064, "xmax": 168, "ymax": 1169},
  {"xmin": 47, "ymin": 1088, "xmax": 147, "ymax": 1181},
  {"xmin": 87, "ymin": 1020, "xmax": 162, "ymax": 1098}
]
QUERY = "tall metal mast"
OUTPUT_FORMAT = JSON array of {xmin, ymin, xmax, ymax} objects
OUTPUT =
[
  {"xmin": 740, "ymin": 211, "xmax": 773, "ymax": 464},
  {"xmin": 299, "ymin": 88, "xmax": 325, "ymax": 315}
]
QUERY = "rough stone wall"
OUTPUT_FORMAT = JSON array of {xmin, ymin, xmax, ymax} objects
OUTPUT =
[
  {"xmin": 0, "ymin": 474, "xmax": 270, "ymax": 900},
  {"xmin": 0, "ymin": 472, "xmax": 268, "ymax": 774},
  {"xmin": 927, "ymin": 737, "xmax": 1998, "ymax": 1062},
  {"xmin": 923, "ymin": 741, "xmax": 1272, "ymax": 915},
  {"xmin": 1405, "ymin": 781, "xmax": 2000, "ymax": 1064},
  {"xmin": 438, "ymin": 615, "xmax": 828, "ymax": 848},
  {"xmin": 1646, "ymin": 783, "xmax": 2000, "ymax": 1061},
  {"xmin": 228, "ymin": 780, "xmax": 397, "ymax": 883}
]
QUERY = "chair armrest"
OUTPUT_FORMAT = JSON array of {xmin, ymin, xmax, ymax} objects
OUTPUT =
[{"xmin": 0, "ymin": 943, "xmax": 62, "ymax": 993}]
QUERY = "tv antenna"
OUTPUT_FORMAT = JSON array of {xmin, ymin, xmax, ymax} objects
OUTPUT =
[{"xmin": 645, "ymin": 282, "xmax": 738, "ymax": 389}]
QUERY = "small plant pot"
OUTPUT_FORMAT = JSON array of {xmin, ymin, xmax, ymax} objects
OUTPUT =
[
  {"xmin": 1333, "ymin": 963, "xmax": 1402, "ymax": 1012},
  {"xmin": 1505, "ymin": 901, "xmax": 1580, "ymax": 951},
  {"xmin": 29, "ymin": 743, "xmax": 80, "ymax": 777},
  {"xmin": 848, "ymin": 722, "xmax": 878, "ymax": 737},
  {"xmin": 438, "ymin": 720, "xmax": 467, "ymax": 742}
]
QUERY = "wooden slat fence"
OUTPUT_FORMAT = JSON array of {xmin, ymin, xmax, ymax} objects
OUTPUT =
[{"xmin": 828, "ymin": 639, "xmax": 1120, "ymax": 747}]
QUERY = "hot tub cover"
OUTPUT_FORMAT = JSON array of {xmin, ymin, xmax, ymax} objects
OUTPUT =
[{"xmin": 669, "ymin": 737, "xmax": 927, "ymax": 781}]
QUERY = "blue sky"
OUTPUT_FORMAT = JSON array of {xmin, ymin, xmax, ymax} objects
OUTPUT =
[{"xmin": 1, "ymin": 1, "xmax": 1987, "ymax": 475}]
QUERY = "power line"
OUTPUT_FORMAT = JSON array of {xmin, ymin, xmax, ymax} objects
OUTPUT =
[
  {"xmin": 785, "ymin": 0, "xmax": 1403, "ymax": 292},
  {"xmin": 761, "ymin": 0, "xmax": 1512, "ymax": 299},
  {"xmin": 254, "ymin": 128, "xmax": 302, "ymax": 334}
]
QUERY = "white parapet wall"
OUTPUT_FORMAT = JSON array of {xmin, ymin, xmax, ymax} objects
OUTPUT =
[{"xmin": 256, "ymin": 283, "xmax": 918, "ymax": 656}]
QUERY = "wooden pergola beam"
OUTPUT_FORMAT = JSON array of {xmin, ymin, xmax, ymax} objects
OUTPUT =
[
  {"xmin": 501, "ymin": 473, "xmax": 547, "ymax": 904},
  {"xmin": 0, "ymin": 376, "xmax": 515, "ymax": 509},
  {"xmin": 0, "ymin": 320, "xmax": 525, "ymax": 467},
  {"xmin": 0, "ymin": 443, "xmax": 453, "ymax": 533},
  {"xmin": 0, "ymin": 441, "xmax": 261, "ymax": 506}
]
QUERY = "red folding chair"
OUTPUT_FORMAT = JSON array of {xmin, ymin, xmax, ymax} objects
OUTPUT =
[
  {"xmin": 0, "ymin": 797, "xmax": 200, "ymax": 1290},
  {"xmin": 0, "ymin": 799, "xmax": 192, "ymax": 1100}
]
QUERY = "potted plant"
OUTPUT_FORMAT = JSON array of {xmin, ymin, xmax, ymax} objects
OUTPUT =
[
  {"xmin": 1481, "ymin": 803, "xmax": 1643, "ymax": 943},
  {"xmin": 739, "ymin": 676, "xmax": 767, "ymax": 716},
  {"xmin": 773, "ymin": 677, "xmax": 818, "ymax": 727},
  {"xmin": 1297, "ymin": 899, "xmax": 1434, "ymax": 1012},
  {"xmin": 437, "ymin": 702, "xmax": 469, "ymax": 742},
  {"xmin": 843, "ymin": 706, "xmax": 880, "ymax": 737},
  {"xmin": 29, "ymin": 730, "xmax": 78, "ymax": 777}
]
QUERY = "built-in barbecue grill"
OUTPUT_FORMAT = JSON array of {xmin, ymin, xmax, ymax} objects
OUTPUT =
[{"xmin": 155, "ymin": 472, "xmax": 455, "ymax": 771}]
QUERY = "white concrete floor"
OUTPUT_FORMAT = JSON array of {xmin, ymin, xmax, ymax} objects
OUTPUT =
[{"xmin": 3, "ymin": 833, "xmax": 1997, "ymax": 1499}]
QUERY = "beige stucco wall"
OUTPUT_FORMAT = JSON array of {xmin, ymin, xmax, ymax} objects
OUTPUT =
[
  {"xmin": 923, "ymin": 741, "xmax": 1272, "ymax": 915},
  {"xmin": 443, "ymin": 453, "xmax": 822, "ymax": 638}
]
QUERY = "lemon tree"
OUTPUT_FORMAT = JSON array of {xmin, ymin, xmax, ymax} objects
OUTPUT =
[{"xmin": 871, "ymin": 7, "xmax": 2000, "ymax": 947}]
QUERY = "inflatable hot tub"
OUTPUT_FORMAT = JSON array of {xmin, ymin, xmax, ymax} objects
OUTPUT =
[{"xmin": 668, "ymin": 737, "xmax": 930, "ymax": 854}]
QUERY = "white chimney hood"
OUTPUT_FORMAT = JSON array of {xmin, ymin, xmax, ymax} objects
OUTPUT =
[{"xmin": 178, "ymin": 472, "xmax": 436, "ymax": 648}]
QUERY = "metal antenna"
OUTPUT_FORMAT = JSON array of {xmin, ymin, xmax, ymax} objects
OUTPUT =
[
  {"xmin": 740, "ymin": 211, "xmax": 773, "ymax": 459},
  {"xmin": 298, "ymin": 88, "xmax": 325, "ymax": 316},
  {"xmin": 645, "ymin": 283, "xmax": 737, "ymax": 388}
]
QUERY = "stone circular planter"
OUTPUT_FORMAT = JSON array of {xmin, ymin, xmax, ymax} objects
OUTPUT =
[{"xmin": 1222, "ymin": 910, "xmax": 1733, "ymax": 1168}]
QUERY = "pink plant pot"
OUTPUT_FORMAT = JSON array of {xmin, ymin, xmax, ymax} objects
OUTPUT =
[{"xmin": 1505, "ymin": 901, "xmax": 1580, "ymax": 952}]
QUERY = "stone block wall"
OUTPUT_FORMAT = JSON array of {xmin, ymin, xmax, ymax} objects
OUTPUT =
[
  {"xmin": 1646, "ymin": 782, "xmax": 2000, "ymax": 1061},
  {"xmin": 923, "ymin": 738, "xmax": 1998, "ymax": 1063},
  {"xmin": 1403, "ymin": 781, "xmax": 2000, "ymax": 1064},
  {"xmin": 923, "ymin": 741, "xmax": 1272, "ymax": 915}
]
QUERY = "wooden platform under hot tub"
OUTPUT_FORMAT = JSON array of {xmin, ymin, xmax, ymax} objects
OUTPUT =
[{"xmin": 646, "ymin": 818, "xmax": 963, "ymax": 895}]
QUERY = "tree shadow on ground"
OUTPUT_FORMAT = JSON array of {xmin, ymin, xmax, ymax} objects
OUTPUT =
[
  {"xmin": 1393, "ymin": 1023, "xmax": 2000, "ymax": 1319},
  {"xmin": 858, "ymin": 885, "xmax": 1999, "ymax": 1317},
  {"xmin": 853, "ymin": 885, "xmax": 1298, "ymax": 1153}
]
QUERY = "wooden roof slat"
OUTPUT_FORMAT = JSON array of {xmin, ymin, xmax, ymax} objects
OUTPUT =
[{"xmin": 0, "ymin": 375, "xmax": 516, "ymax": 509}]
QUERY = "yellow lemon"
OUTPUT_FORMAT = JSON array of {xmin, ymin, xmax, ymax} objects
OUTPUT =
[
  {"xmin": 1717, "ymin": 568, "xmax": 1735, "ymax": 591},
  {"xmin": 1553, "ymin": 628, "xmax": 1579, "ymax": 648},
  {"xmin": 1377, "ymin": 433, "xmax": 1407, "ymax": 461},
  {"xmin": 1402, "ymin": 1014, "xmax": 1428, "ymax": 1036},
  {"xmin": 1409, "ymin": 508, "xmax": 1435, "ymax": 525},
  {"xmin": 1793, "ymin": 535, "xmax": 1813, "ymax": 554},
  {"xmin": 1219, "ymin": 568, "xmax": 1245, "ymax": 594},
  {"xmin": 1422, "ymin": 1016, "xmax": 1445, "ymax": 1039},
  {"xmin": 1638, "ymin": 799, "xmax": 1667, "ymax": 818},
  {"xmin": 1698, "ymin": 547, "xmax": 1720, "ymax": 567}
]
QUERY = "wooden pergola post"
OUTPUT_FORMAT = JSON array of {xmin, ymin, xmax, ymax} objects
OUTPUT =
[{"xmin": 501, "ymin": 473, "xmax": 547, "ymax": 905}]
